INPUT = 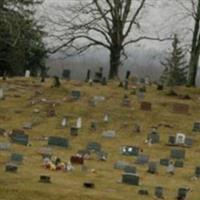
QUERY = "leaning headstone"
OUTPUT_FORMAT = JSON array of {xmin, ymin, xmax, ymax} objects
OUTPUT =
[
  {"xmin": 10, "ymin": 153, "xmax": 23, "ymax": 165},
  {"xmin": 122, "ymin": 173, "xmax": 139, "ymax": 186},
  {"xmin": 192, "ymin": 122, "xmax": 200, "ymax": 132},
  {"xmin": 121, "ymin": 146, "xmax": 139, "ymax": 156},
  {"xmin": 147, "ymin": 161, "xmax": 157, "ymax": 174},
  {"xmin": 124, "ymin": 165, "xmax": 137, "ymax": 174},
  {"xmin": 155, "ymin": 186, "xmax": 164, "ymax": 199},
  {"xmin": 173, "ymin": 103, "xmax": 189, "ymax": 114},
  {"xmin": 10, "ymin": 130, "xmax": 29, "ymax": 146},
  {"xmin": 71, "ymin": 90, "xmax": 81, "ymax": 100},
  {"xmin": 62, "ymin": 69, "xmax": 71, "ymax": 80},
  {"xmin": 114, "ymin": 161, "xmax": 129, "ymax": 170},
  {"xmin": 86, "ymin": 142, "xmax": 101, "ymax": 153},
  {"xmin": 170, "ymin": 149, "xmax": 185, "ymax": 160},
  {"xmin": 0, "ymin": 143, "xmax": 11, "ymax": 151},
  {"xmin": 0, "ymin": 88, "xmax": 4, "ymax": 100},
  {"xmin": 140, "ymin": 101, "xmax": 152, "ymax": 111},
  {"xmin": 48, "ymin": 136, "xmax": 69, "ymax": 148},
  {"xmin": 195, "ymin": 166, "xmax": 200, "ymax": 178},
  {"xmin": 39, "ymin": 175, "xmax": 51, "ymax": 183},
  {"xmin": 136, "ymin": 154, "xmax": 149, "ymax": 165},
  {"xmin": 5, "ymin": 163, "xmax": 18, "ymax": 172},
  {"xmin": 25, "ymin": 70, "xmax": 31, "ymax": 78},
  {"xmin": 102, "ymin": 130, "xmax": 116, "ymax": 139}
]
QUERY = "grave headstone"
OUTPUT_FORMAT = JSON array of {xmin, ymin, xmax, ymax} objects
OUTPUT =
[
  {"xmin": 136, "ymin": 90, "xmax": 145, "ymax": 101},
  {"xmin": 140, "ymin": 101, "xmax": 152, "ymax": 111},
  {"xmin": 138, "ymin": 189, "xmax": 149, "ymax": 196},
  {"xmin": 174, "ymin": 160, "xmax": 184, "ymax": 168},
  {"xmin": 166, "ymin": 161, "xmax": 175, "ymax": 174},
  {"xmin": 125, "ymin": 70, "xmax": 131, "ymax": 79},
  {"xmin": 70, "ymin": 127, "xmax": 79, "ymax": 136},
  {"xmin": 47, "ymin": 108, "xmax": 56, "ymax": 117},
  {"xmin": 94, "ymin": 67, "xmax": 103, "ymax": 83},
  {"xmin": 0, "ymin": 88, "xmax": 4, "ymax": 100},
  {"xmin": 97, "ymin": 151, "xmax": 108, "ymax": 161},
  {"xmin": 177, "ymin": 188, "xmax": 189, "ymax": 200},
  {"xmin": 10, "ymin": 153, "xmax": 23, "ymax": 164},
  {"xmin": 90, "ymin": 121, "xmax": 97, "ymax": 131},
  {"xmin": 70, "ymin": 156, "xmax": 84, "ymax": 165},
  {"xmin": 192, "ymin": 122, "xmax": 200, "ymax": 132},
  {"xmin": 175, "ymin": 133, "xmax": 186, "ymax": 145},
  {"xmin": 22, "ymin": 122, "xmax": 32, "ymax": 130},
  {"xmin": 121, "ymin": 146, "xmax": 139, "ymax": 156},
  {"xmin": 101, "ymin": 77, "xmax": 107, "ymax": 85},
  {"xmin": 102, "ymin": 130, "xmax": 116, "ymax": 139},
  {"xmin": 114, "ymin": 161, "xmax": 129, "ymax": 170},
  {"xmin": 168, "ymin": 135, "xmax": 176, "ymax": 145},
  {"xmin": 85, "ymin": 69, "xmax": 91, "ymax": 82},
  {"xmin": 48, "ymin": 136, "xmax": 69, "ymax": 148},
  {"xmin": 195, "ymin": 166, "xmax": 200, "ymax": 177},
  {"xmin": 10, "ymin": 130, "xmax": 29, "ymax": 145},
  {"xmin": 62, "ymin": 69, "xmax": 71, "ymax": 80},
  {"xmin": 160, "ymin": 158, "xmax": 170, "ymax": 166},
  {"xmin": 155, "ymin": 186, "xmax": 164, "ymax": 199},
  {"xmin": 5, "ymin": 163, "xmax": 18, "ymax": 172},
  {"xmin": 147, "ymin": 161, "xmax": 157, "ymax": 174},
  {"xmin": 173, "ymin": 103, "xmax": 189, "ymax": 114},
  {"xmin": 77, "ymin": 150, "xmax": 90, "ymax": 159},
  {"xmin": 122, "ymin": 173, "xmax": 139, "ymax": 186},
  {"xmin": 71, "ymin": 90, "xmax": 81, "ymax": 100},
  {"xmin": 61, "ymin": 117, "xmax": 67, "ymax": 127},
  {"xmin": 148, "ymin": 129, "xmax": 160, "ymax": 144},
  {"xmin": 170, "ymin": 149, "xmax": 185, "ymax": 160},
  {"xmin": 86, "ymin": 142, "xmax": 101, "ymax": 152},
  {"xmin": 124, "ymin": 79, "xmax": 129, "ymax": 90},
  {"xmin": 25, "ymin": 70, "xmax": 31, "ymax": 78},
  {"xmin": 76, "ymin": 117, "xmax": 82, "ymax": 129},
  {"xmin": 103, "ymin": 114, "xmax": 109, "ymax": 123},
  {"xmin": 184, "ymin": 137, "xmax": 193, "ymax": 147},
  {"xmin": 136, "ymin": 154, "xmax": 149, "ymax": 165},
  {"xmin": 39, "ymin": 175, "xmax": 51, "ymax": 183},
  {"xmin": 83, "ymin": 181, "xmax": 95, "ymax": 188},
  {"xmin": 0, "ymin": 143, "xmax": 11, "ymax": 151},
  {"xmin": 52, "ymin": 76, "xmax": 60, "ymax": 87}
]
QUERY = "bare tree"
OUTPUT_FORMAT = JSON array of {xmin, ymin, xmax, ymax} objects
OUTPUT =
[{"xmin": 47, "ymin": 0, "xmax": 170, "ymax": 79}]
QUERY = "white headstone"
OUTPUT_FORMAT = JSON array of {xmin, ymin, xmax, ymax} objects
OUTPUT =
[
  {"xmin": 175, "ymin": 133, "xmax": 186, "ymax": 145},
  {"xmin": 0, "ymin": 88, "xmax": 4, "ymax": 100},
  {"xmin": 76, "ymin": 117, "xmax": 82, "ymax": 129},
  {"xmin": 103, "ymin": 114, "xmax": 109, "ymax": 122},
  {"xmin": 25, "ymin": 70, "xmax": 31, "ymax": 78},
  {"xmin": 61, "ymin": 117, "xmax": 67, "ymax": 127}
]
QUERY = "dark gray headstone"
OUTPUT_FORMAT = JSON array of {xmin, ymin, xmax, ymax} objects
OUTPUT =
[
  {"xmin": 97, "ymin": 151, "xmax": 108, "ymax": 161},
  {"xmin": 121, "ymin": 146, "xmax": 139, "ymax": 156},
  {"xmin": 193, "ymin": 122, "xmax": 200, "ymax": 132},
  {"xmin": 62, "ymin": 69, "xmax": 71, "ymax": 80},
  {"xmin": 195, "ymin": 166, "xmax": 200, "ymax": 177},
  {"xmin": 86, "ymin": 142, "xmax": 101, "ymax": 152},
  {"xmin": 71, "ymin": 90, "xmax": 81, "ymax": 100},
  {"xmin": 39, "ymin": 175, "xmax": 51, "ymax": 183},
  {"xmin": 10, "ymin": 130, "xmax": 29, "ymax": 146},
  {"xmin": 124, "ymin": 165, "xmax": 137, "ymax": 174},
  {"xmin": 5, "ymin": 163, "xmax": 18, "ymax": 172},
  {"xmin": 160, "ymin": 158, "xmax": 170, "ymax": 166},
  {"xmin": 70, "ymin": 127, "xmax": 79, "ymax": 136},
  {"xmin": 136, "ymin": 154, "xmax": 149, "ymax": 165},
  {"xmin": 177, "ymin": 188, "xmax": 189, "ymax": 199},
  {"xmin": 174, "ymin": 160, "xmax": 184, "ymax": 168},
  {"xmin": 184, "ymin": 138, "xmax": 193, "ymax": 147},
  {"xmin": 170, "ymin": 149, "xmax": 185, "ymax": 160},
  {"xmin": 155, "ymin": 186, "xmax": 164, "ymax": 199},
  {"xmin": 147, "ymin": 162, "xmax": 157, "ymax": 174},
  {"xmin": 168, "ymin": 136, "xmax": 176, "ymax": 145},
  {"xmin": 48, "ymin": 136, "xmax": 69, "ymax": 148},
  {"xmin": 10, "ymin": 153, "xmax": 23, "ymax": 164},
  {"xmin": 122, "ymin": 173, "xmax": 139, "ymax": 185},
  {"xmin": 148, "ymin": 131, "xmax": 160, "ymax": 144}
]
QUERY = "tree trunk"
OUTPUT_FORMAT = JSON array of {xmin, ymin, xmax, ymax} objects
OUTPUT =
[{"xmin": 109, "ymin": 48, "xmax": 121, "ymax": 79}]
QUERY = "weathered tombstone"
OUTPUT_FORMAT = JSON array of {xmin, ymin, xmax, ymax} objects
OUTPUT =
[
  {"xmin": 0, "ymin": 88, "xmax": 4, "ymax": 100},
  {"xmin": 83, "ymin": 181, "xmax": 95, "ymax": 188},
  {"xmin": 70, "ymin": 127, "xmax": 79, "ymax": 136},
  {"xmin": 195, "ymin": 166, "xmax": 200, "ymax": 177},
  {"xmin": 70, "ymin": 156, "xmax": 84, "ymax": 165},
  {"xmin": 10, "ymin": 153, "xmax": 23, "ymax": 165},
  {"xmin": 94, "ymin": 67, "xmax": 103, "ymax": 83},
  {"xmin": 76, "ymin": 117, "xmax": 82, "ymax": 129},
  {"xmin": 39, "ymin": 175, "xmax": 51, "ymax": 183},
  {"xmin": 71, "ymin": 90, "xmax": 81, "ymax": 100},
  {"xmin": 138, "ymin": 189, "xmax": 149, "ymax": 196},
  {"xmin": 184, "ymin": 137, "xmax": 193, "ymax": 147},
  {"xmin": 90, "ymin": 121, "xmax": 97, "ymax": 131},
  {"xmin": 122, "ymin": 173, "xmax": 139, "ymax": 186},
  {"xmin": 175, "ymin": 133, "xmax": 186, "ymax": 145},
  {"xmin": 177, "ymin": 188, "xmax": 189, "ymax": 200},
  {"xmin": 25, "ymin": 70, "xmax": 31, "ymax": 78},
  {"xmin": 147, "ymin": 161, "xmax": 157, "ymax": 174},
  {"xmin": 140, "ymin": 101, "xmax": 152, "ymax": 111},
  {"xmin": 103, "ymin": 114, "xmax": 109, "ymax": 123},
  {"xmin": 147, "ymin": 129, "xmax": 160, "ymax": 144},
  {"xmin": 62, "ymin": 69, "xmax": 71, "ymax": 80},
  {"xmin": 136, "ymin": 154, "xmax": 149, "ymax": 165},
  {"xmin": 102, "ymin": 130, "xmax": 116, "ymax": 139},
  {"xmin": 155, "ymin": 186, "xmax": 164, "ymax": 199},
  {"xmin": 124, "ymin": 79, "xmax": 129, "ymax": 90},
  {"xmin": 22, "ymin": 122, "xmax": 32, "ymax": 130},
  {"xmin": 39, "ymin": 148, "xmax": 52, "ymax": 159},
  {"xmin": 10, "ymin": 130, "xmax": 29, "ymax": 146},
  {"xmin": 86, "ymin": 142, "xmax": 101, "ymax": 153},
  {"xmin": 52, "ymin": 76, "xmax": 60, "ymax": 87},
  {"xmin": 124, "ymin": 165, "xmax": 137, "ymax": 174},
  {"xmin": 5, "ymin": 163, "xmax": 18, "ymax": 172},
  {"xmin": 61, "ymin": 116, "xmax": 67, "ymax": 127},
  {"xmin": 192, "ymin": 122, "xmax": 200, "ymax": 132},
  {"xmin": 157, "ymin": 84, "xmax": 164, "ymax": 91},
  {"xmin": 114, "ymin": 161, "xmax": 129, "ymax": 170},
  {"xmin": 121, "ymin": 146, "xmax": 139, "ymax": 156},
  {"xmin": 85, "ymin": 69, "xmax": 91, "ymax": 82},
  {"xmin": 168, "ymin": 135, "xmax": 176, "ymax": 145},
  {"xmin": 97, "ymin": 151, "xmax": 108, "ymax": 161},
  {"xmin": 0, "ymin": 143, "xmax": 11, "ymax": 151},
  {"xmin": 166, "ymin": 161, "xmax": 175, "ymax": 175},
  {"xmin": 173, "ymin": 103, "xmax": 189, "ymax": 114},
  {"xmin": 174, "ymin": 160, "xmax": 184, "ymax": 168},
  {"xmin": 160, "ymin": 158, "xmax": 170, "ymax": 166},
  {"xmin": 101, "ymin": 77, "xmax": 107, "ymax": 85},
  {"xmin": 170, "ymin": 149, "xmax": 185, "ymax": 160},
  {"xmin": 48, "ymin": 136, "xmax": 69, "ymax": 148}
]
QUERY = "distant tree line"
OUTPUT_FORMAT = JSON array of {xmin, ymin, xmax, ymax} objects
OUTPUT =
[{"xmin": 0, "ymin": 0, "xmax": 47, "ymax": 77}]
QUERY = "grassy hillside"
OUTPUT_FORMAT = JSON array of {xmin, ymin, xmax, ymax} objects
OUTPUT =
[{"xmin": 0, "ymin": 78, "xmax": 200, "ymax": 200}]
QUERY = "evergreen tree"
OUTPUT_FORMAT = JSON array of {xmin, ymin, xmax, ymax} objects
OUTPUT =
[{"xmin": 160, "ymin": 34, "xmax": 188, "ymax": 87}]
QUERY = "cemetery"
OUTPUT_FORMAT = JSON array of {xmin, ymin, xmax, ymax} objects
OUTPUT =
[{"xmin": 0, "ymin": 77, "xmax": 200, "ymax": 200}]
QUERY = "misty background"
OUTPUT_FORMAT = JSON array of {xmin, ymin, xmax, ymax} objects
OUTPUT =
[{"xmin": 38, "ymin": 0, "xmax": 200, "ymax": 85}]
